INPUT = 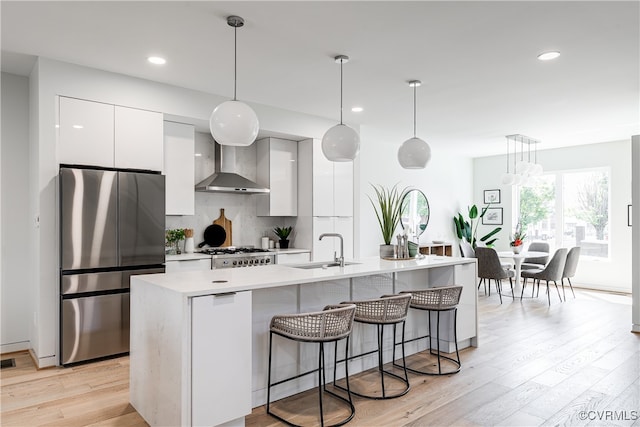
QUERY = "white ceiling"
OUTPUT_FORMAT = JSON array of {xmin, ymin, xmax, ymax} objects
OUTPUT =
[{"xmin": 1, "ymin": 1, "xmax": 638, "ymax": 157}]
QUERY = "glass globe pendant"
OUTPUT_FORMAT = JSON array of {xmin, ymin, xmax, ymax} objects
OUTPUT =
[
  {"xmin": 398, "ymin": 80, "xmax": 431, "ymax": 169},
  {"xmin": 209, "ymin": 16, "xmax": 259, "ymax": 147},
  {"xmin": 321, "ymin": 55, "xmax": 360, "ymax": 161}
]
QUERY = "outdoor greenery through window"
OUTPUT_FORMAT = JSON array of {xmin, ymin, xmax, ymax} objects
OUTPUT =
[{"xmin": 519, "ymin": 168, "xmax": 610, "ymax": 259}]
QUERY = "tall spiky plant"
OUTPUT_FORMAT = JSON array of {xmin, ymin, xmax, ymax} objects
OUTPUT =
[{"xmin": 369, "ymin": 184, "xmax": 408, "ymax": 245}]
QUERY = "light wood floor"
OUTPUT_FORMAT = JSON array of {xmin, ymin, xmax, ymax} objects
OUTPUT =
[{"xmin": 2, "ymin": 288, "xmax": 638, "ymax": 426}]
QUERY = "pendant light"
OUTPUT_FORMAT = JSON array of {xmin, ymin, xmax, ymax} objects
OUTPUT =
[
  {"xmin": 398, "ymin": 80, "xmax": 431, "ymax": 169},
  {"xmin": 321, "ymin": 55, "xmax": 360, "ymax": 162},
  {"xmin": 501, "ymin": 136, "xmax": 516, "ymax": 185},
  {"xmin": 209, "ymin": 15, "xmax": 259, "ymax": 147}
]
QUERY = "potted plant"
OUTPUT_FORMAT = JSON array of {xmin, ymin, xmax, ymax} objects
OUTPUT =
[
  {"xmin": 273, "ymin": 226, "xmax": 292, "ymax": 249},
  {"xmin": 453, "ymin": 205, "xmax": 501, "ymax": 249},
  {"xmin": 165, "ymin": 228, "xmax": 186, "ymax": 254},
  {"xmin": 510, "ymin": 222, "xmax": 526, "ymax": 253},
  {"xmin": 369, "ymin": 183, "xmax": 408, "ymax": 258}
]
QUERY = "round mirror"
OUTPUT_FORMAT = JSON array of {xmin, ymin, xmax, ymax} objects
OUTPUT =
[{"xmin": 400, "ymin": 189, "xmax": 430, "ymax": 238}]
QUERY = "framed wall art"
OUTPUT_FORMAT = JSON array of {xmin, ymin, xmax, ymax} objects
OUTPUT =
[
  {"xmin": 482, "ymin": 207, "xmax": 503, "ymax": 225},
  {"xmin": 484, "ymin": 189, "xmax": 501, "ymax": 204}
]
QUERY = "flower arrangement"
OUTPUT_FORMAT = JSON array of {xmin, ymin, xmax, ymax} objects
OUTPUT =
[{"xmin": 510, "ymin": 222, "xmax": 526, "ymax": 247}]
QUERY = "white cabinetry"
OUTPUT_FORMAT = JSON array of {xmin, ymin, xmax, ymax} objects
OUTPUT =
[
  {"xmin": 59, "ymin": 97, "xmax": 114, "ymax": 167},
  {"xmin": 163, "ymin": 121, "xmax": 195, "ymax": 215},
  {"xmin": 311, "ymin": 141, "xmax": 353, "ymax": 216},
  {"xmin": 191, "ymin": 292, "xmax": 252, "ymax": 426},
  {"xmin": 312, "ymin": 217, "xmax": 354, "ymax": 262},
  {"xmin": 297, "ymin": 139, "xmax": 354, "ymax": 262},
  {"xmin": 256, "ymin": 137, "xmax": 298, "ymax": 216},
  {"xmin": 115, "ymin": 106, "xmax": 163, "ymax": 171},
  {"xmin": 165, "ymin": 258, "xmax": 210, "ymax": 272},
  {"xmin": 58, "ymin": 96, "xmax": 163, "ymax": 171},
  {"xmin": 275, "ymin": 251, "xmax": 311, "ymax": 265}
]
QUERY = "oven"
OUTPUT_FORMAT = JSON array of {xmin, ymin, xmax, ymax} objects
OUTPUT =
[{"xmin": 202, "ymin": 247, "xmax": 276, "ymax": 269}]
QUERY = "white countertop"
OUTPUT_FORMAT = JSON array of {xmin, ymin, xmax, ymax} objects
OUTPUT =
[
  {"xmin": 270, "ymin": 248, "xmax": 311, "ymax": 254},
  {"xmin": 134, "ymin": 256, "xmax": 475, "ymax": 297}
]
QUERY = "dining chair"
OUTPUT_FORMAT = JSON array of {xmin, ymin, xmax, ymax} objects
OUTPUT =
[
  {"xmin": 521, "ymin": 248, "xmax": 568, "ymax": 306},
  {"xmin": 521, "ymin": 242, "xmax": 550, "ymax": 270},
  {"xmin": 561, "ymin": 246, "xmax": 581, "ymax": 301},
  {"xmin": 475, "ymin": 247, "xmax": 515, "ymax": 303}
]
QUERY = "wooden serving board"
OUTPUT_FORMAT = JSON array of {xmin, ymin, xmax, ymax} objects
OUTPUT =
[{"xmin": 213, "ymin": 208, "xmax": 232, "ymax": 247}]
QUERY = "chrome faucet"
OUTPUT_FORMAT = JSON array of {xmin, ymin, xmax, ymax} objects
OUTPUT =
[{"xmin": 319, "ymin": 233, "xmax": 344, "ymax": 267}]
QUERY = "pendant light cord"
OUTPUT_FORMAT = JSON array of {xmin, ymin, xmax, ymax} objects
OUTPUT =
[
  {"xmin": 339, "ymin": 59, "xmax": 343, "ymax": 125},
  {"xmin": 506, "ymin": 138, "xmax": 510, "ymax": 173},
  {"xmin": 233, "ymin": 25, "xmax": 237, "ymax": 101},
  {"xmin": 413, "ymin": 84, "xmax": 417, "ymax": 138}
]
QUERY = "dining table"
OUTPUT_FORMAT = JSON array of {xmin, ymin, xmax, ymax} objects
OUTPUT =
[{"xmin": 496, "ymin": 250, "xmax": 549, "ymax": 294}]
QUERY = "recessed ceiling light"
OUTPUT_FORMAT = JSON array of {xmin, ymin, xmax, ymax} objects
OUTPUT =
[
  {"xmin": 351, "ymin": 107, "xmax": 363, "ymax": 113},
  {"xmin": 537, "ymin": 51, "xmax": 560, "ymax": 61},
  {"xmin": 72, "ymin": 124, "xmax": 84, "ymax": 129},
  {"xmin": 147, "ymin": 56, "xmax": 166, "ymax": 65}
]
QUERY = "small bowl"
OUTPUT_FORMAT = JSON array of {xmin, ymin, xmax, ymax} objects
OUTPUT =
[{"xmin": 408, "ymin": 241, "xmax": 419, "ymax": 257}]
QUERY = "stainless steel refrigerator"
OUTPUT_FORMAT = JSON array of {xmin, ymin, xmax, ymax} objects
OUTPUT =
[{"xmin": 59, "ymin": 166, "xmax": 165, "ymax": 365}]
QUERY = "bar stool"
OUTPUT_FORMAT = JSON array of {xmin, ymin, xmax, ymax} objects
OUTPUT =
[
  {"xmin": 397, "ymin": 286, "xmax": 463, "ymax": 375},
  {"xmin": 267, "ymin": 303, "xmax": 357, "ymax": 427},
  {"xmin": 333, "ymin": 294, "xmax": 412, "ymax": 400}
]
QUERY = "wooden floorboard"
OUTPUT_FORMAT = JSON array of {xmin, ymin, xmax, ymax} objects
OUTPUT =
[{"xmin": 1, "ymin": 288, "xmax": 638, "ymax": 426}]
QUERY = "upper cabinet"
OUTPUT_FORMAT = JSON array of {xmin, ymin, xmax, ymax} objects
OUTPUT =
[
  {"xmin": 114, "ymin": 106, "xmax": 163, "ymax": 171},
  {"xmin": 256, "ymin": 137, "xmax": 298, "ymax": 217},
  {"xmin": 59, "ymin": 97, "xmax": 114, "ymax": 167},
  {"xmin": 58, "ymin": 96, "xmax": 163, "ymax": 171},
  {"xmin": 164, "ymin": 121, "xmax": 195, "ymax": 215},
  {"xmin": 308, "ymin": 139, "xmax": 354, "ymax": 217}
]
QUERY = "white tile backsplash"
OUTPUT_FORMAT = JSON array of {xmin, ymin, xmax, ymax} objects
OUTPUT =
[{"xmin": 166, "ymin": 133, "xmax": 296, "ymax": 248}]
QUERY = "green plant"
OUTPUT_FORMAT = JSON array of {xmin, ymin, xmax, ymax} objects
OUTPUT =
[
  {"xmin": 273, "ymin": 226, "xmax": 292, "ymax": 240},
  {"xmin": 165, "ymin": 228, "xmax": 186, "ymax": 244},
  {"xmin": 369, "ymin": 183, "xmax": 409, "ymax": 245},
  {"xmin": 453, "ymin": 205, "xmax": 501, "ymax": 248}
]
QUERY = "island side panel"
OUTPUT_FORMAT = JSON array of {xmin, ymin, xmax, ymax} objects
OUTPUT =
[{"xmin": 130, "ymin": 277, "xmax": 190, "ymax": 427}]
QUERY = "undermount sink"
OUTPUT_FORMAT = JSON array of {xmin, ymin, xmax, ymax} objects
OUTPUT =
[{"xmin": 290, "ymin": 261, "xmax": 361, "ymax": 270}]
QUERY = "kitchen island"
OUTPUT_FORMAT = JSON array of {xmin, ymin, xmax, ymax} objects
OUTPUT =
[{"xmin": 130, "ymin": 256, "xmax": 477, "ymax": 427}]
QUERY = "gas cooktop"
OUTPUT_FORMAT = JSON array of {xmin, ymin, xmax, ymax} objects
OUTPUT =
[{"xmin": 200, "ymin": 247, "xmax": 271, "ymax": 256}]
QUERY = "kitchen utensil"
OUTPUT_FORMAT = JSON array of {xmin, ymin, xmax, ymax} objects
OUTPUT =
[
  {"xmin": 198, "ymin": 224, "xmax": 227, "ymax": 248},
  {"xmin": 213, "ymin": 208, "xmax": 232, "ymax": 247}
]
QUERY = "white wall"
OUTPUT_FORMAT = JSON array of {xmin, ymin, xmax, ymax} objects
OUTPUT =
[
  {"xmin": 358, "ymin": 124, "xmax": 473, "ymax": 257},
  {"xmin": 28, "ymin": 57, "xmax": 340, "ymax": 366},
  {"xmin": 1, "ymin": 72, "xmax": 33, "ymax": 353},
  {"xmin": 473, "ymin": 140, "xmax": 633, "ymax": 292},
  {"xmin": 631, "ymin": 135, "xmax": 639, "ymax": 332}
]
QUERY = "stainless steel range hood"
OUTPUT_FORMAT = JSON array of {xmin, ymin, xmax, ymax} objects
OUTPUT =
[{"xmin": 195, "ymin": 142, "xmax": 269, "ymax": 194}]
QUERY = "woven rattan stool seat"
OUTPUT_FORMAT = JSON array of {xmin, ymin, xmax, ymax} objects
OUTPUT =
[
  {"xmin": 397, "ymin": 285, "xmax": 464, "ymax": 376},
  {"xmin": 270, "ymin": 304, "xmax": 356, "ymax": 343},
  {"xmin": 404, "ymin": 286, "xmax": 463, "ymax": 311},
  {"xmin": 347, "ymin": 294, "xmax": 412, "ymax": 325},
  {"xmin": 267, "ymin": 304, "xmax": 357, "ymax": 427},
  {"xmin": 334, "ymin": 294, "xmax": 412, "ymax": 400}
]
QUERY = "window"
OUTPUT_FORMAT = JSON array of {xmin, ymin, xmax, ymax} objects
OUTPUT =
[{"xmin": 520, "ymin": 168, "xmax": 610, "ymax": 259}]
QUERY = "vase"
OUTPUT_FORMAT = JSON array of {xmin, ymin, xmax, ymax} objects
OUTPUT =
[
  {"xmin": 279, "ymin": 239, "xmax": 289, "ymax": 249},
  {"xmin": 379, "ymin": 244, "xmax": 395, "ymax": 258},
  {"xmin": 184, "ymin": 237, "xmax": 195, "ymax": 254},
  {"xmin": 512, "ymin": 245, "xmax": 523, "ymax": 254}
]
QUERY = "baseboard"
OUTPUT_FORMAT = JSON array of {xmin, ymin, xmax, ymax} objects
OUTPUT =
[
  {"xmin": 1, "ymin": 341, "xmax": 30, "ymax": 354},
  {"xmin": 573, "ymin": 284, "xmax": 632, "ymax": 295},
  {"xmin": 28, "ymin": 348, "xmax": 57, "ymax": 369}
]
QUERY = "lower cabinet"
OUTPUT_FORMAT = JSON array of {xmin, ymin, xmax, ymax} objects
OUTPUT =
[
  {"xmin": 275, "ymin": 251, "xmax": 311, "ymax": 264},
  {"xmin": 165, "ymin": 258, "xmax": 210, "ymax": 272},
  {"xmin": 191, "ymin": 292, "xmax": 252, "ymax": 426}
]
